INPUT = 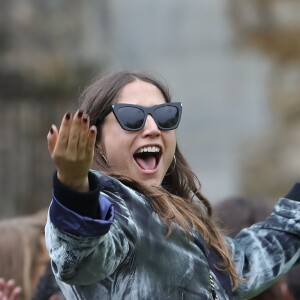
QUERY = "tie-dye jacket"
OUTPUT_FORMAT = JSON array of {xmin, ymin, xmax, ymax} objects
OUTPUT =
[{"xmin": 45, "ymin": 170, "xmax": 300, "ymax": 300}]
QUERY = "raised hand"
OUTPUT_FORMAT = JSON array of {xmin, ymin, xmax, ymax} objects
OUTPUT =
[
  {"xmin": 0, "ymin": 278, "xmax": 22, "ymax": 300},
  {"xmin": 47, "ymin": 110, "xmax": 97, "ymax": 192}
]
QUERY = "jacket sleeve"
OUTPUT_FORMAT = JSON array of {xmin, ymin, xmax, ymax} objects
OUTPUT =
[
  {"xmin": 45, "ymin": 171, "xmax": 136, "ymax": 285},
  {"xmin": 229, "ymin": 185, "xmax": 300, "ymax": 299}
]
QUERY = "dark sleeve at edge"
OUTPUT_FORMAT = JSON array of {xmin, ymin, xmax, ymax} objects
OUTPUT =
[
  {"xmin": 53, "ymin": 171, "xmax": 101, "ymax": 219},
  {"xmin": 285, "ymin": 182, "xmax": 300, "ymax": 202}
]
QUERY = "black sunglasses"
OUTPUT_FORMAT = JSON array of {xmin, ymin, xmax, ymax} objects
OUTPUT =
[{"xmin": 95, "ymin": 102, "xmax": 182, "ymax": 131}]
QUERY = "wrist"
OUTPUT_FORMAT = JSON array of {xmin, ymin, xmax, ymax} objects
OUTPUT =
[{"xmin": 57, "ymin": 172, "xmax": 89, "ymax": 192}]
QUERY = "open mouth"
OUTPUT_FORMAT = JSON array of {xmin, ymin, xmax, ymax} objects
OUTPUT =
[{"xmin": 133, "ymin": 146, "xmax": 162, "ymax": 171}]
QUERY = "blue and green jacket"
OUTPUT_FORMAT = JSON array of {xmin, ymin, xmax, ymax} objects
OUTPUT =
[{"xmin": 45, "ymin": 170, "xmax": 300, "ymax": 299}]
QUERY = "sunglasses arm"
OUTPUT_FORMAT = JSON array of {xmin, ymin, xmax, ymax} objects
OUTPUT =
[{"xmin": 95, "ymin": 106, "xmax": 113, "ymax": 126}]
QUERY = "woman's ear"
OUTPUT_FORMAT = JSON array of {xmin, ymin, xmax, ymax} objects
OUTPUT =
[
  {"xmin": 95, "ymin": 140, "xmax": 105, "ymax": 154},
  {"xmin": 95, "ymin": 141, "xmax": 108, "ymax": 165}
]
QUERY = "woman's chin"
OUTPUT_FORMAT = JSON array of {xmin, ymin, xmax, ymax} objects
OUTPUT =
[
  {"xmin": 144, "ymin": 179, "xmax": 162, "ymax": 188},
  {"xmin": 134, "ymin": 172, "xmax": 163, "ymax": 188}
]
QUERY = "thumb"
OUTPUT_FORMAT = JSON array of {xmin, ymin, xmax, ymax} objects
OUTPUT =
[{"xmin": 47, "ymin": 125, "xmax": 58, "ymax": 155}]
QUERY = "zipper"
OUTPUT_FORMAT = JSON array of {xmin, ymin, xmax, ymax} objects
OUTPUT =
[{"xmin": 209, "ymin": 270, "xmax": 219, "ymax": 300}]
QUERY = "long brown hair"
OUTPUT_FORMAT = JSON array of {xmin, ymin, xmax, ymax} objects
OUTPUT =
[{"xmin": 79, "ymin": 71, "xmax": 240, "ymax": 290}]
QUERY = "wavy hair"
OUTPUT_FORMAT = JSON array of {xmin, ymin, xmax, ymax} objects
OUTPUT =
[{"xmin": 79, "ymin": 71, "xmax": 240, "ymax": 290}]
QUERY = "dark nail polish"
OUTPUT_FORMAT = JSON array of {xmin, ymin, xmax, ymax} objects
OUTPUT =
[
  {"xmin": 90, "ymin": 128, "xmax": 96, "ymax": 134},
  {"xmin": 78, "ymin": 111, "xmax": 83, "ymax": 118},
  {"xmin": 83, "ymin": 117, "xmax": 88, "ymax": 124},
  {"xmin": 50, "ymin": 126, "xmax": 54, "ymax": 134},
  {"xmin": 65, "ymin": 113, "xmax": 71, "ymax": 120}
]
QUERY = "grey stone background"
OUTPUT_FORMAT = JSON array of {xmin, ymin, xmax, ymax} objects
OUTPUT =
[{"xmin": 1, "ymin": 0, "xmax": 299, "ymax": 217}]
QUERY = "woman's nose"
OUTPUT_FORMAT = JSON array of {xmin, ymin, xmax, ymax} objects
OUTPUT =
[{"xmin": 142, "ymin": 115, "xmax": 161, "ymax": 136}]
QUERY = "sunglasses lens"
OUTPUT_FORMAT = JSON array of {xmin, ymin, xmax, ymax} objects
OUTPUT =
[
  {"xmin": 117, "ymin": 107, "xmax": 144, "ymax": 130},
  {"xmin": 155, "ymin": 106, "xmax": 179, "ymax": 129}
]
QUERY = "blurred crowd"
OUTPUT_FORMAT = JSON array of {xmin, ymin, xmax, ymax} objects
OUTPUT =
[
  {"xmin": 0, "ymin": 197, "xmax": 299, "ymax": 300},
  {"xmin": 0, "ymin": 209, "xmax": 64, "ymax": 300}
]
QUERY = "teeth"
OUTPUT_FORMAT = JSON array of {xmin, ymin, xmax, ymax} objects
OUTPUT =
[{"xmin": 136, "ymin": 146, "xmax": 160, "ymax": 154}]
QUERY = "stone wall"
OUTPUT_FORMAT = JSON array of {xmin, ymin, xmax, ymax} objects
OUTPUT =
[
  {"xmin": 229, "ymin": 0, "xmax": 300, "ymax": 200},
  {"xmin": 1, "ymin": 0, "xmax": 292, "ymax": 217},
  {"xmin": 0, "ymin": 0, "xmax": 103, "ymax": 218}
]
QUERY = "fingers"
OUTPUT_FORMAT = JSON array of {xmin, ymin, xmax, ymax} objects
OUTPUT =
[
  {"xmin": 67, "ymin": 111, "xmax": 84, "ymax": 156},
  {"xmin": 9, "ymin": 286, "xmax": 22, "ymax": 300},
  {"xmin": 5, "ymin": 279, "xmax": 15, "ymax": 297},
  {"xmin": 6, "ymin": 279, "xmax": 21, "ymax": 300},
  {"xmin": 0, "ymin": 291, "xmax": 5, "ymax": 300},
  {"xmin": 47, "ymin": 111, "xmax": 71, "ymax": 156},
  {"xmin": 48, "ymin": 110, "xmax": 96, "ymax": 156},
  {"xmin": 47, "ymin": 124, "xmax": 58, "ymax": 155},
  {"xmin": 71, "ymin": 112, "xmax": 89, "ymax": 158},
  {"xmin": 66, "ymin": 111, "xmax": 97, "ymax": 158},
  {"xmin": 86, "ymin": 126, "xmax": 97, "ymax": 158},
  {"xmin": 54, "ymin": 112, "xmax": 73, "ymax": 154},
  {"xmin": 0, "ymin": 278, "xmax": 22, "ymax": 300},
  {"xmin": 0, "ymin": 278, "xmax": 6, "ymax": 300},
  {"xmin": 48, "ymin": 110, "xmax": 97, "ymax": 164}
]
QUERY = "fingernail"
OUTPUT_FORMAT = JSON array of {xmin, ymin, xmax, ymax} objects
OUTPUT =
[
  {"xmin": 50, "ymin": 126, "xmax": 54, "ymax": 134},
  {"xmin": 78, "ymin": 111, "xmax": 84, "ymax": 118},
  {"xmin": 90, "ymin": 128, "xmax": 96, "ymax": 134},
  {"xmin": 83, "ymin": 117, "xmax": 88, "ymax": 124},
  {"xmin": 65, "ymin": 113, "xmax": 71, "ymax": 120}
]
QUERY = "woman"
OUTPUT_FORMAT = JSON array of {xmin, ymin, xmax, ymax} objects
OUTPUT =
[{"xmin": 46, "ymin": 71, "xmax": 300, "ymax": 299}]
